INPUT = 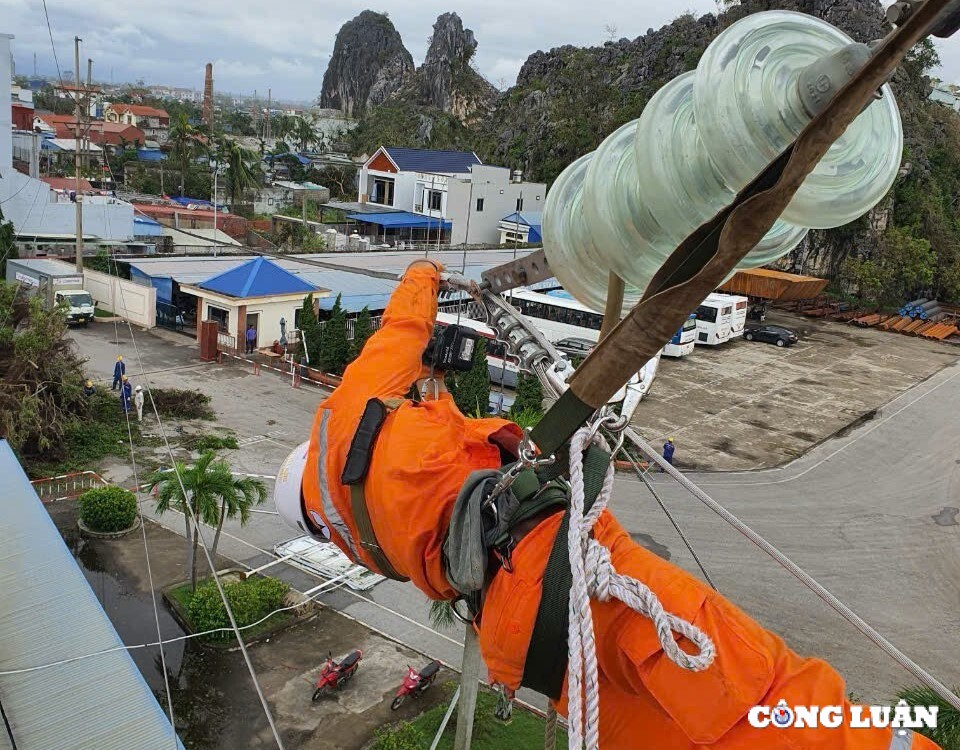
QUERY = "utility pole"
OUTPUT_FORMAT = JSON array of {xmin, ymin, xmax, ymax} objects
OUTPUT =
[
  {"xmin": 266, "ymin": 88, "xmax": 272, "ymax": 141},
  {"xmin": 74, "ymin": 37, "xmax": 84, "ymax": 273}
]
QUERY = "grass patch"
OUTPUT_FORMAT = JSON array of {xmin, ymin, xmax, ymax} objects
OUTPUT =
[
  {"xmin": 149, "ymin": 388, "xmax": 215, "ymax": 420},
  {"xmin": 93, "ymin": 307, "xmax": 115, "ymax": 318},
  {"xmin": 167, "ymin": 577, "xmax": 292, "ymax": 643},
  {"xmin": 375, "ymin": 685, "xmax": 566, "ymax": 750},
  {"xmin": 184, "ymin": 433, "xmax": 238, "ymax": 452}
]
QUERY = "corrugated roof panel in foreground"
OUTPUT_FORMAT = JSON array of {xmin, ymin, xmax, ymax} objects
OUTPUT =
[{"xmin": 0, "ymin": 441, "xmax": 184, "ymax": 750}]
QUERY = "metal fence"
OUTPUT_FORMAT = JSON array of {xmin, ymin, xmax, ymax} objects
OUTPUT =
[
  {"xmin": 156, "ymin": 301, "xmax": 187, "ymax": 332},
  {"xmin": 217, "ymin": 331, "xmax": 237, "ymax": 352},
  {"xmin": 30, "ymin": 471, "xmax": 108, "ymax": 503}
]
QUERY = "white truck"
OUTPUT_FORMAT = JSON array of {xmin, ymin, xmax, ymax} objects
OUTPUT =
[{"xmin": 5, "ymin": 258, "xmax": 95, "ymax": 326}]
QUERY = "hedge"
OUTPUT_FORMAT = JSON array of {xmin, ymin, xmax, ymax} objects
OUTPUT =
[
  {"xmin": 188, "ymin": 577, "xmax": 289, "ymax": 639},
  {"xmin": 78, "ymin": 486, "xmax": 138, "ymax": 533}
]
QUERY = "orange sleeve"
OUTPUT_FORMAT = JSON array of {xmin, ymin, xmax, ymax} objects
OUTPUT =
[{"xmin": 339, "ymin": 263, "xmax": 440, "ymax": 401}]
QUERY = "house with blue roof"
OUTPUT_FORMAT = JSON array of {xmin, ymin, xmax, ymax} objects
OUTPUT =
[
  {"xmin": 353, "ymin": 147, "xmax": 546, "ymax": 247},
  {"xmin": 179, "ymin": 256, "xmax": 329, "ymax": 350},
  {"xmin": 498, "ymin": 211, "xmax": 543, "ymax": 245}
]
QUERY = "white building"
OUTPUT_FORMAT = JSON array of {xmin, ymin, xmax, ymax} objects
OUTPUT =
[
  {"xmin": 0, "ymin": 33, "xmax": 134, "ymax": 248},
  {"xmin": 355, "ymin": 147, "xmax": 546, "ymax": 246},
  {"xmin": 929, "ymin": 82, "xmax": 960, "ymax": 112}
]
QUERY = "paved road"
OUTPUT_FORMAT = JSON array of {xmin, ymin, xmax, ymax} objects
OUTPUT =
[{"xmin": 69, "ymin": 323, "xmax": 960, "ymax": 704}]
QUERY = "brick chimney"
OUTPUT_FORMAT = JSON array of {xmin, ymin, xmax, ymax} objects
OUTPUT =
[{"xmin": 202, "ymin": 63, "xmax": 214, "ymax": 127}]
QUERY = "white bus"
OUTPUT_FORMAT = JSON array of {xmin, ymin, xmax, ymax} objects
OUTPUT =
[
  {"xmin": 694, "ymin": 293, "xmax": 749, "ymax": 346},
  {"xmin": 435, "ymin": 311, "xmax": 521, "ymax": 389},
  {"xmin": 663, "ymin": 314, "xmax": 698, "ymax": 357},
  {"xmin": 502, "ymin": 289, "xmax": 605, "ymax": 344}
]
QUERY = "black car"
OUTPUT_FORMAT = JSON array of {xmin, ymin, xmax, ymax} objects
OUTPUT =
[
  {"xmin": 555, "ymin": 337, "xmax": 595, "ymax": 358},
  {"xmin": 744, "ymin": 325, "xmax": 798, "ymax": 347}
]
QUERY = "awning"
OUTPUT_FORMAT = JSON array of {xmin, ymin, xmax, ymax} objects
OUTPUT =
[{"xmin": 345, "ymin": 211, "xmax": 451, "ymax": 230}]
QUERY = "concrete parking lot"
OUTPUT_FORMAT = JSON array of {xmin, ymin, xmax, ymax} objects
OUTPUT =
[{"xmin": 633, "ymin": 311, "xmax": 960, "ymax": 470}]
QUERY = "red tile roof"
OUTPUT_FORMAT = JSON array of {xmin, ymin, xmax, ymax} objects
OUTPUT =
[
  {"xmin": 132, "ymin": 203, "xmax": 241, "ymax": 221},
  {"xmin": 109, "ymin": 104, "xmax": 169, "ymax": 119},
  {"xmin": 42, "ymin": 177, "xmax": 95, "ymax": 192}
]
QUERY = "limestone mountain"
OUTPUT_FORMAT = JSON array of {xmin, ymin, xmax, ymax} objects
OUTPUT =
[{"xmin": 320, "ymin": 11, "xmax": 414, "ymax": 118}]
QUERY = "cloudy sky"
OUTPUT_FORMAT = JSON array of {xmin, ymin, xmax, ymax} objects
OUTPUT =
[{"xmin": 4, "ymin": 0, "xmax": 960, "ymax": 102}]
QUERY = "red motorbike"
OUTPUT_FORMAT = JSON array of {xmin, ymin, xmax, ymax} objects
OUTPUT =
[
  {"xmin": 390, "ymin": 659, "xmax": 441, "ymax": 710},
  {"xmin": 312, "ymin": 650, "xmax": 363, "ymax": 701}
]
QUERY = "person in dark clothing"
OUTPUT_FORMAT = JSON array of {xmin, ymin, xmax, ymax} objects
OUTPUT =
[
  {"xmin": 662, "ymin": 437, "xmax": 675, "ymax": 469},
  {"xmin": 246, "ymin": 325, "xmax": 257, "ymax": 354},
  {"xmin": 112, "ymin": 356, "xmax": 125, "ymax": 390},
  {"xmin": 120, "ymin": 375, "xmax": 133, "ymax": 413},
  {"xmin": 83, "ymin": 379, "xmax": 96, "ymax": 397}
]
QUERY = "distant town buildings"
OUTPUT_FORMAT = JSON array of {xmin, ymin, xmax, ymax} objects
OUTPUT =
[
  {"xmin": 104, "ymin": 103, "xmax": 170, "ymax": 144},
  {"xmin": 929, "ymin": 81, "xmax": 960, "ymax": 112},
  {"xmin": 354, "ymin": 146, "xmax": 546, "ymax": 246}
]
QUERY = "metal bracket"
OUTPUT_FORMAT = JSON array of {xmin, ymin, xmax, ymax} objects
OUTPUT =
[{"xmin": 480, "ymin": 249, "xmax": 554, "ymax": 294}]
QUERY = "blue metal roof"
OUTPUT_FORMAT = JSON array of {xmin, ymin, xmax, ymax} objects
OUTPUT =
[
  {"xmin": 136, "ymin": 149, "xmax": 165, "ymax": 162},
  {"xmin": 0, "ymin": 440, "xmax": 184, "ymax": 749},
  {"xmin": 199, "ymin": 257, "xmax": 318, "ymax": 298},
  {"xmin": 382, "ymin": 147, "xmax": 481, "ymax": 174},
  {"xmin": 266, "ymin": 152, "xmax": 311, "ymax": 166},
  {"xmin": 500, "ymin": 211, "xmax": 543, "ymax": 227},
  {"xmin": 346, "ymin": 211, "xmax": 451, "ymax": 230},
  {"xmin": 133, "ymin": 216, "xmax": 164, "ymax": 237}
]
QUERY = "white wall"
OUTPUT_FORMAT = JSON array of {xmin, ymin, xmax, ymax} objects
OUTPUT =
[
  {"xmin": 0, "ymin": 35, "xmax": 13, "ymax": 175},
  {"xmin": 84, "ymin": 269, "xmax": 156, "ymax": 328},
  {"xmin": 199, "ymin": 296, "xmax": 312, "ymax": 350},
  {"xmin": 448, "ymin": 166, "xmax": 547, "ymax": 245}
]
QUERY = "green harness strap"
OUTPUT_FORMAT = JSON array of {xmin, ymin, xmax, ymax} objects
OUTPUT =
[{"xmin": 520, "ymin": 443, "xmax": 611, "ymax": 699}]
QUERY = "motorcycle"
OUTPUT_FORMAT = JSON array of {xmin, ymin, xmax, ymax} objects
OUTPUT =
[
  {"xmin": 312, "ymin": 650, "xmax": 363, "ymax": 701},
  {"xmin": 390, "ymin": 659, "xmax": 441, "ymax": 710}
]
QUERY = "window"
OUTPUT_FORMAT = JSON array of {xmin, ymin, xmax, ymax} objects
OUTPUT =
[
  {"xmin": 428, "ymin": 190, "xmax": 443, "ymax": 211},
  {"xmin": 516, "ymin": 197, "xmax": 524, "ymax": 211},
  {"xmin": 207, "ymin": 305, "xmax": 229, "ymax": 332},
  {"xmin": 722, "ymin": 306, "xmax": 732, "ymax": 316},
  {"xmin": 695, "ymin": 305, "xmax": 717, "ymax": 323},
  {"xmin": 682, "ymin": 317, "xmax": 697, "ymax": 332},
  {"xmin": 476, "ymin": 198, "xmax": 485, "ymax": 212},
  {"xmin": 736, "ymin": 301, "xmax": 748, "ymax": 310},
  {"xmin": 371, "ymin": 177, "xmax": 395, "ymax": 206}
]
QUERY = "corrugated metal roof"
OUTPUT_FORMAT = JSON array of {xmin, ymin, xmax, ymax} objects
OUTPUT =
[
  {"xmin": 0, "ymin": 441, "xmax": 184, "ymax": 749},
  {"xmin": 6, "ymin": 258, "xmax": 78, "ymax": 278},
  {"xmin": 382, "ymin": 147, "xmax": 481, "ymax": 174},
  {"xmin": 200, "ymin": 257, "xmax": 319, "ymax": 298},
  {"xmin": 346, "ymin": 211, "xmax": 451, "ymax": 229}
]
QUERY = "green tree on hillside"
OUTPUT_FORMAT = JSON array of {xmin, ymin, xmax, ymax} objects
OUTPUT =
[
  {"xmin": 350, "ymin": 306, "xmax": 375, "ymax": 360},
  {"xmin": 319, "ymin": 294, "xmax": 350, "ymax": 374}
]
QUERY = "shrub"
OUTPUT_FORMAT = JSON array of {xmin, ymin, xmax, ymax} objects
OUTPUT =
[
  {"xmin": 186, "ymin": 433, "xmax": 238, "ymax": 451},
  {"xmin": 187, "ymin": 576, "xmax": 289, "ymax": 639},
  {"xmin": 370, "ymin": 722, "xmax": 426, "ymax": 750},
  {"xmin": 149, "ymin": 388, "xmax": 214, "ymax": 420},
  {"xmin": 78, "ymin": 486, "xmax": 138, "ymax": 533},
  {"xmin": 896, "ymin": 685, "xmax": 960, "ymax": 749}
]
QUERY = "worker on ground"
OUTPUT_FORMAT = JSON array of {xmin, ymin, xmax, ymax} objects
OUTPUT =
[
  {"xmin": 246, "ymin": 324, "xmax": 257, "ymax": 355},
  {"xmin": 663, "ymin": 436, "xmax": 675, "ymax": 470},
  {"xmin": 83, "ymin": 379, "xmax": 96, "ymax": 397},
  {"xmin": 134, "ymin": 384, "xmax": 145, "ymax": 423},
  {"xmin": 112, "ymin": 355, "xmax": 125, "ymax": 390},
  {"xmin": 278, "ymin": 261, "xmax": 939, "ymax": 750},
  {"xmin": 120, "ymin": 375, "xmax": 133, "ymax": 414}
]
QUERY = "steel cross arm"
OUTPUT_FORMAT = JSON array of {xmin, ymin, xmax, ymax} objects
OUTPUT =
[{"xmin": 531, "ymin": 0, "xmax": 954, "ymax": 457}]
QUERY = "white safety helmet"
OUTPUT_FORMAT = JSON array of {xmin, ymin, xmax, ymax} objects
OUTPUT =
[{"xmin": 275, "ymin": 441, "xmax": 330, "ymax": 541}]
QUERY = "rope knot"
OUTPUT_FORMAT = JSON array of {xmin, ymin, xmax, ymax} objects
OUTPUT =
[{"xmin": 585, "ymin": 541, "xmax": 612, "ymax": 602}]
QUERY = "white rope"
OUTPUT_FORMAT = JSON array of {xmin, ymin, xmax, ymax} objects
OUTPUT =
[{"xmin": 565, "ymin": 427, "xmax": 715, "ymax": 750}]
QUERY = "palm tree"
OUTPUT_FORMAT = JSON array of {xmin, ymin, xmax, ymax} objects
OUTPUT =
[
  {"xmin": 215, "ymin": 137, "xmax": 263, "ymax": 207},
  {"xmin": 167, "ymin": 112, "xmax": 208, "ymax": 196},
  {"xmin": 292, "ymin": 114, "xmax": 320, "ymax": 153},
  {"xmin": 147, "ymin": 451, "xmax": 266, "ymax": 590}
]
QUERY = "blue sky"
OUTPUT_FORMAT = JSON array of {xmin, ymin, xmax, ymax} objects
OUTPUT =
[{"xmin": 3, "ymin": 0, "xmax": 960, "ymax": 103}]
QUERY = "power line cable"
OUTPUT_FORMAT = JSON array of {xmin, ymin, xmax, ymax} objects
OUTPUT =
[
  {"xmin": 105, "ymin": 258, "xmax": 287, "ymax": 749},
  {"xmin": 40, "ymin": 0, "xmax": 63, "ymax": 83}
]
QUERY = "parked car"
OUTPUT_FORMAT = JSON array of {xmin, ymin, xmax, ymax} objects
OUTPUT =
[
  {"xmin": 555, "ymin": 337, "xmax": 595, "ymax": 358},
  {"xmin": 744, "ymin": 325, "xmax": 799, "ymax": 347}
]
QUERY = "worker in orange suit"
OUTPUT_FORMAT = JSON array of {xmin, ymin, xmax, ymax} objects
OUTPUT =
[{"xmin": 275, "ymin": 260, "xmax": 940, "ymax": 750}]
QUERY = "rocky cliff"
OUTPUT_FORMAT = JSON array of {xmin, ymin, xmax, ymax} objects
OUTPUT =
[{"xmin": 319, "ymin": 11, "xmax": 414, "ymax": 118}]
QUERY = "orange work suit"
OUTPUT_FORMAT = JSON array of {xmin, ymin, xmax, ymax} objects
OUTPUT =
[{"xmin": 304, "ymin": 263, "xmax": 940, "ymax": 750}]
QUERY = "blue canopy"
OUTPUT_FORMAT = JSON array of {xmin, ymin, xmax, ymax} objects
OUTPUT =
[
  {"xmin": 345, "ymin": 211, "xmax": 451, "ymax": 230},
  {"xmin": 266, "ymin": 152, "xmax": 311, "ymax": 166}
]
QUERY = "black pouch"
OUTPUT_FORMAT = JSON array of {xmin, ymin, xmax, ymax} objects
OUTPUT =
[{"xmin": 340, "ymin": 399, "xmax": 389, "ymax": 486}]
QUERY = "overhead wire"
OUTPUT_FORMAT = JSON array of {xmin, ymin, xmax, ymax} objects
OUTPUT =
[
  {"xmin": 106, "ymin": 257, "xmax": 287, "ymax": 750},
  {"xmin": 0, "ymin": 573, "xmax": 348, "ymax": 677},
  {"xmin": 623, "ymin": 426, "xmax": 960, "ymax": 713},
  {"xmin": 611, "ymin": 437, "xmax": 717, "ymax": 591}
]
